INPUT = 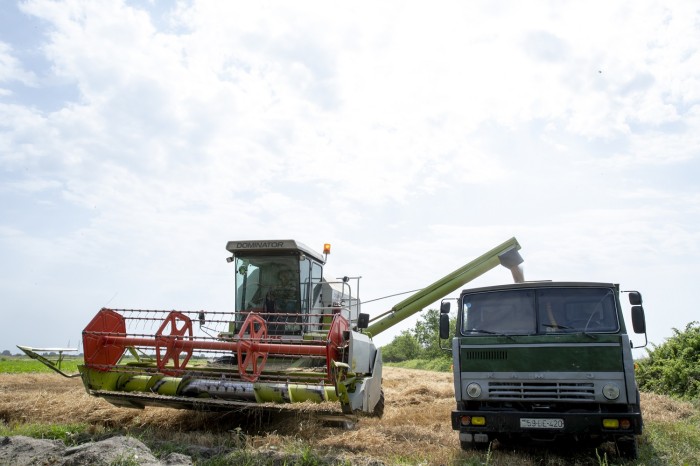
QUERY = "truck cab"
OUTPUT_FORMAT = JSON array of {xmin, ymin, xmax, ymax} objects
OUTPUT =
[{"xmin": 442, "ymin": 281, "xmax": 647, "ymax": 458}]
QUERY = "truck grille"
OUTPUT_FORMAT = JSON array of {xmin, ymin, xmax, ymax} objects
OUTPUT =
[
  {"xmin": 463, "ymin": 350, "xmax": 508, "ymax": 360},
  {"xmin": 488, "ymin": 382, "xmax": 595, "ymax": 401}
]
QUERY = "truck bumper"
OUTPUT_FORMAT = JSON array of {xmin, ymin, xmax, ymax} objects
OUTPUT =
[{"xmin": 451, "ymin": 409, "xmax": 643, "ymax": 443}]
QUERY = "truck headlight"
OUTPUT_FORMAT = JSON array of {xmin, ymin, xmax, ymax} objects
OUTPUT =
[
  {"xmin": 466, "ymin": 382, "xmax": 482, "ymax": 398},
  {"xmin": 602, "ymin": 383, "xmax": 620, "ymax": 400}
]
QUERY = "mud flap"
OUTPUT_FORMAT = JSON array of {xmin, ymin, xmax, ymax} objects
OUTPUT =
[{"xmin": 343, "ymin": 346, "xmax": 383, "ymax": 414}]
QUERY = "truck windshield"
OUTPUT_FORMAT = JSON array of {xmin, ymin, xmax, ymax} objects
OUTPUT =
[
  {"xmin": 538, "ymin": 287, "xmax": 619, "ymax": 333},
  {"xmin": 462, "ymin": 290, "xmax": 536, "ymax": 335},
  {"xmin": 461, "ymin": 287, "xmax": 619, "ymax": 336}
]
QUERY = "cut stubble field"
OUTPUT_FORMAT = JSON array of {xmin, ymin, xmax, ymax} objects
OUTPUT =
[{"xmin": 0, "ymin": 366, "xmax": 698, "ymax": 465}]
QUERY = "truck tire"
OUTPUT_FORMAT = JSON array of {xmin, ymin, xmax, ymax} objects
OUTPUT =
[
  {"xmin": 616, "ymin": 436, "xmax": 638, "ymax": 459},
  {"xmin": 460, "ymin": 438, "xmax": 491, "ymax": 451}
]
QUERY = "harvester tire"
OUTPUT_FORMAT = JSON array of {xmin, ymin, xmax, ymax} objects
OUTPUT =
[{"xmin": 372, "ymin": 389, "xmax": 385, "ymax": 418}]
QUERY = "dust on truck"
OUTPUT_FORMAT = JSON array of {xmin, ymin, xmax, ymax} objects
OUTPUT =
[{"xmin": 440, "ymin": 281, "xmax": 647, "ymax": 458}]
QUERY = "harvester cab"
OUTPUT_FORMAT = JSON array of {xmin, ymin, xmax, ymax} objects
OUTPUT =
[{"xmin": 225, "ymin": 240, "xmax": 362, "ymax": 338}]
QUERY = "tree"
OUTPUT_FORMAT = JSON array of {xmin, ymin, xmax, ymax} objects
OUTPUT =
[
  {"xmin": 382, "ymin": 330, "xmax": 421, "ymax": 362},
  {"xmin": 381, "ymin": 308, "xmax": 456, "ymax": 362},
  {"xmin": 635, "ymin": 321, "xmax": 700, "ymax": 400}
]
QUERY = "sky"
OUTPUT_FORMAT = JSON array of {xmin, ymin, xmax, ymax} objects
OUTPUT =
[{"xmin": 1, "ymin": 1, "xmax": 699, "ymax": 358}]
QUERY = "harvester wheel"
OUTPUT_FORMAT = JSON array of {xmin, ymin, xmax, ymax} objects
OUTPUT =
[
  {"xmin": 155, "ymin": 311, "xmax": 194, "ymax": 375},
  {"xmin": 372, "ymin": 389, "xmax": 385, "ymax": 418},
  {"xmin": 237, "ymin": 312, "xmax": 268, "ymax": 382}
]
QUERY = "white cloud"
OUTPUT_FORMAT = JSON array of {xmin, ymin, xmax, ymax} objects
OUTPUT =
[
  {"xmin": 0, "ymin": 0, "xmax": 699, "ymax": 352},
  {"xmin": 0, "ymin": 41, "xmax": 37, "ymax": 86}
]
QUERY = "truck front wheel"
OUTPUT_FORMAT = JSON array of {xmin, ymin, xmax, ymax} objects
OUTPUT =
[
  {"xmin": 460, "ymin": 437, "xmax": 492, "ymax": 451},
  {"xmin": 616, "ymin": 436, "xmax": 638, "ymax": 459}
]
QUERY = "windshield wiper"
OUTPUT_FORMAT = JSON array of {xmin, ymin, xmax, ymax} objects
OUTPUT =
[
  {"xmin": 465, "ymin": 329, "xmax": 516, "ymax": 341},
  {"xmin": 541, "ymin": 324, "xmax": 597, "ymax": 339},
  {"xmin": 542, "ymin": 323, "xmax": 572, "ymax": 330}
]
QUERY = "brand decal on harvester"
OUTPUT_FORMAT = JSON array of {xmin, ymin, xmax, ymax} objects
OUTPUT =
[{"xmin": 235, "ymin": 241, "xmax": 285, "ymax": 249}]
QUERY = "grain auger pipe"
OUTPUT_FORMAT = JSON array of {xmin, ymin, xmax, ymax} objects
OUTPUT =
[{"xmin": 365, "ymin": 237, "xmax": 524, "ymax": 337}]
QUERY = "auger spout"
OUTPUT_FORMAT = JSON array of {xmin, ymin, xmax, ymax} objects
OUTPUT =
[{"xmin": 365, "ymin": 237, "xmax": 523, "ymax": 337}]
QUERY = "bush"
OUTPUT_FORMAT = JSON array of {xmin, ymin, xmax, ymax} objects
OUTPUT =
[{"xmin": 636, "ymin": 321, "xmax": 700, "ymax": 400}]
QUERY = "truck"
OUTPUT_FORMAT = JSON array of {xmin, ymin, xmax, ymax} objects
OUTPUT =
[{"xmin": 439, "ymin": 280, "xmax": 647, "ymax": 458}]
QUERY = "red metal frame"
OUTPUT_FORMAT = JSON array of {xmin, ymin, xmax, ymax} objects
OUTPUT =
[
  {"xmin": 236, "ymin": 312, "xmax": 268, "ymax": 381},
  {"xmin": 155, "ymin": 311, "xmax": 193, "ymax": 375},
  {"xmin": 83, "ymin": 308, "xmax": 127, "ymax": 367},
  {"xmin": 82, "ymin": 308, "xmax": 349, "ymax": 383}
]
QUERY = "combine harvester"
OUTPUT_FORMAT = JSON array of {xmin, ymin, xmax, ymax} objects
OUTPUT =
[{"xmin": 20, "ymin": 238, "xmax": 523, "ymax": 417}]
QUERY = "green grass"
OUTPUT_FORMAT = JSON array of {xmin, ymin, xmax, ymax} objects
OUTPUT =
[
  {"xmin": 108, "ymin": 453, "xmax": 142, "ymax": 466},
  {"xmin": 0, "ymin": 355, "xmax": 83, "ymax": 374},
  {"xmin": 0, "ymin": 421, "xmax": 90, "ymax": 445},
  {"xmin": 385, "ymin": 357, "xmax": 453, "ymax": 372},
  {"xmin": 639, "ymin": 404, "xmax": 700, "ymax": 464}
]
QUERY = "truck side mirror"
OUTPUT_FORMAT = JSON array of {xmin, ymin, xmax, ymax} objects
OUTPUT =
[
  {"xmin": 439, "ymin": 313, "xmax": 450, "ymax": 340},
  {"xmin": 356, "ymin": 313, "xmax": 369, "ymax": 330},
  {"xmin": 631, "ymin": 305, "xmax": 646, "ymax": 334},
  {"xmin": 628, "ymin": 291, "xmax": 643, "ymax": 306},
  {"xmin": 440, "ymin": 301, "xmax": 451, "ymax": 314}
]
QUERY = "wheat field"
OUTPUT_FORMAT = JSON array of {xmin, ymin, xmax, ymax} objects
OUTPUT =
[{"xmin": 0, "ymin": 367, "xmax": 685, "ymax": 465}]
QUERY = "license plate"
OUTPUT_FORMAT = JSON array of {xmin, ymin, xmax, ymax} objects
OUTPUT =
[{"xmin": 520, "ymin": 418, "xmax": 564, "ymax": 429}]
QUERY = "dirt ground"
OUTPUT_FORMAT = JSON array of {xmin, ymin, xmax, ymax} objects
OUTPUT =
[{"xmin": 0, "ymin": 367, "xmax": 659, "ymax": 465}]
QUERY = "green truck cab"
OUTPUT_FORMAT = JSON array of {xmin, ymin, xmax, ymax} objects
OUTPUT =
[{"xmin": 440, "ymin": 281, "xmax": 647, "ymax": 458}]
